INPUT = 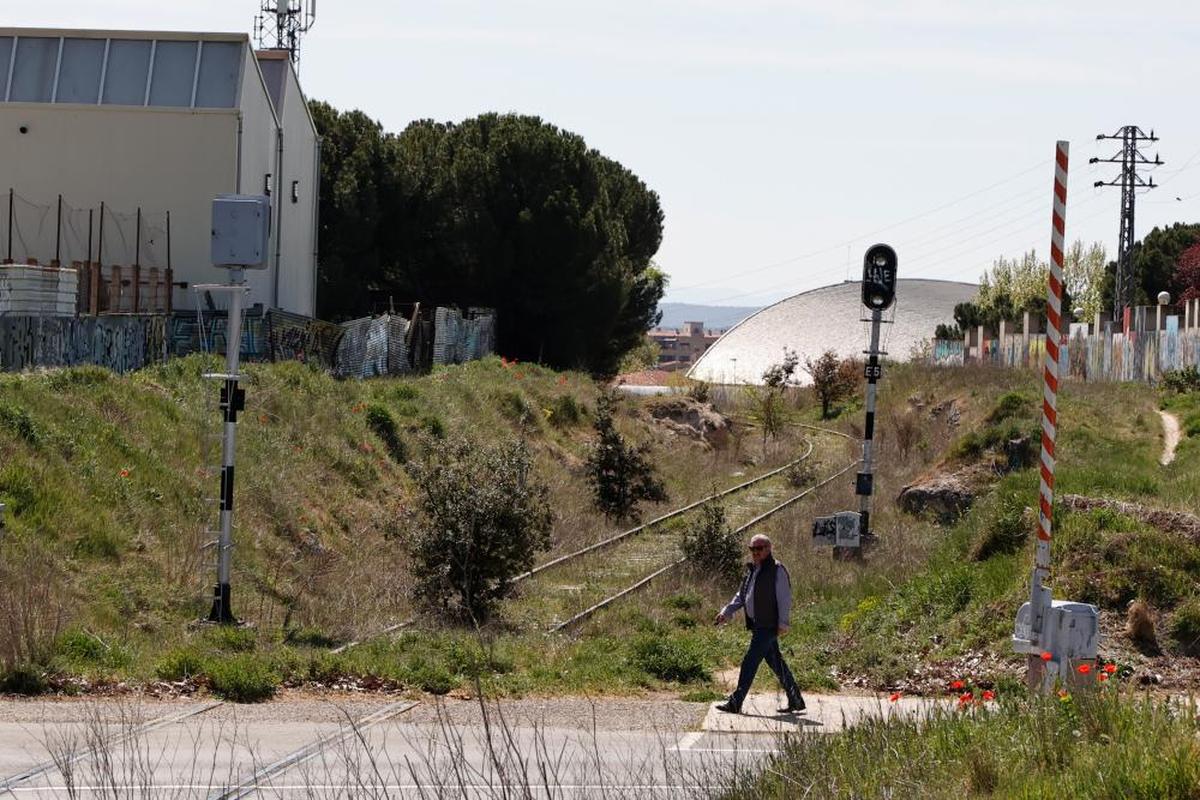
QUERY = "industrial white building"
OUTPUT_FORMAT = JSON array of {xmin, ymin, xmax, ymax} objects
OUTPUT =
[{"xmin": 0, "ymin": 28, "xmax": 318, "ymax": 316}]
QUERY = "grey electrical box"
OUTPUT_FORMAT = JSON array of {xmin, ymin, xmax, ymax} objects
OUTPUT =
[
  {"xmin": 1012, "ymin": 598, "xmax": 1099, "ymax": 660},
  {"xmin": 211, "ymin": 195, "xmax": 271, "ymax": 268},
  {"xmin": 813, "ymin": 511, "xmax": 861, "ymax": 547}
]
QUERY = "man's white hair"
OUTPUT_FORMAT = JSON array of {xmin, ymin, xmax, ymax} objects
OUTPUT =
[{"xmin": 749, "ymin": 533, "xmax": 772, "ymax": 547}]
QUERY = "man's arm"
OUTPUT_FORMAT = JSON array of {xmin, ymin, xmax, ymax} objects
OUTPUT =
[
  {"xmin": 716, "ymin": 575, "xmax": 747, "ymax": 623},
  {"xmin": 776, "ymin": 565, "xmax": 792, "ymax": 630}
]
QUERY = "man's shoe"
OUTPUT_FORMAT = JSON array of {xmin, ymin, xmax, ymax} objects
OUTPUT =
[
  {"xmin": 777, "ymin": 696, "xmax": 806, "ymax": 714},
  {"xmin": 715, "ymin": 701, "xmax": 741, "ymax": 714}
]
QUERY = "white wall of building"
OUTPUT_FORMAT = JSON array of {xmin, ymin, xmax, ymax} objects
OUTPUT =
[
  {"xmin": 0, "ymin": 29, "xmax": 319, "ymax": 318},
  {"xmin": 0, "ymin": 103, "xmax": 239, "ymax": 311}
]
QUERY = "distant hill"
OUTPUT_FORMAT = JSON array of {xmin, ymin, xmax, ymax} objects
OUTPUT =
[{"xmin": 656, "ymin": 302, "xmax": 759, "ymax": 331}]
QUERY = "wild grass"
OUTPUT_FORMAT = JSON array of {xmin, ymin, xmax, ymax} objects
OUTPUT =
[{"xmin": 730, "ymin": 691, "xmax": 1200, "ymax": 799}]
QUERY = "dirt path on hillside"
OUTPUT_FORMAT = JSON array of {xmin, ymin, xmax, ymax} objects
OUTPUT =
[{"xmin": 1159, "ymin": 410, "xmax": 1182, "ymax": 466}]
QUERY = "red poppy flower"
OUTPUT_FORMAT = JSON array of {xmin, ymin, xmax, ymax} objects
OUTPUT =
[
  {"xmin": 1098, "ymin": 673, "xmax": 1109, "ymax": 683},
  {"xmin": 982, "ymin": 690, "xmax": 995, "ymax": 701},
  {"xmin": 515, "ymin": 372, "xmax": 524, "ymax": 380},
  {"xmin": 1057, "ymin": 689, "xmax": 1070, "ymax": 700},
  {"xmin": 1040, "ymin": 651, "xmax": 1053, "ymax": 662},
  {"xmin": 119, "ymin": 468, "xmax": 131, "ymax": 478},
  {"xmin": 949, "ymin": 680, "xmax": 965, "ymax": 690},
  {"xmin": 1103, "ymin": 663, "xmax": 1117, "ymax": 674},
  {"xmin": 957, "ymin": 692, "xmax": 973, "ymax": 705},
  {"xmin": 888, "ymin": 692, "xmax": 901, "ymax": 703},
  {"xmin": 558, "ymin": 376, "xmax": 568, "ymax": 385},
  {"xmin": 1077, "ymin": 664, "xmax": 1092, "ymax": 675},
  {"xmin": 259, "ymin": 414, "xmax": 269, "ymax": 424}
]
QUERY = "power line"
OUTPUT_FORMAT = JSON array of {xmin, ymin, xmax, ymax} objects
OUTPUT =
[
  {"xmin": 1089, "ymin": 125, "xmax": 1163, "ymax": 318},
  {"xmin": 670, "ymin": 159, "xmax": 1050, "ymax": 292}
]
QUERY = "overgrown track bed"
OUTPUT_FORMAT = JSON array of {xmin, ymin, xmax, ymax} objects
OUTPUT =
[
  {"xmin": 506, "ymin": 427, "xmax": 856, "ymax": 632},
  {"xmin": 545, "ymin": 457, "xmax": 862, "ymax": 633}
]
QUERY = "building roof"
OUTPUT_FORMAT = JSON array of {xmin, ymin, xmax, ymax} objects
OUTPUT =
[
  {"xmin": 687, "ymin": 278, "xmax": 978, "ymax": 386},
  {"xmin": 614, "ymin": 369, "xmax": 678, "ymax": 387},
  {"xmin": 0, "ymin": 28, "xmax": 249, "ymax": 110}
]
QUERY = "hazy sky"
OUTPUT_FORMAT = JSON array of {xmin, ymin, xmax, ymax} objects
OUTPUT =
[{"xmin": 12, "ymin": 1, "xmax": 1200, "ymax": 306}]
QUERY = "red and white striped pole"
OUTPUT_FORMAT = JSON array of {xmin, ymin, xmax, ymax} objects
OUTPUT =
[{"xmin": 1028, "ymin": 141, "xmax": 1068, "ymax": 673}]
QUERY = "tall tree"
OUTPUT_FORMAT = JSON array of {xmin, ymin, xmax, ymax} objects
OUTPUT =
[
  {"xmin": 1106, "ymin": 223, "xmax": 1200, "ymax": 308},
  {"xmin": 311, "ymin": 105, "xmax": 666, "ymax": 374}
]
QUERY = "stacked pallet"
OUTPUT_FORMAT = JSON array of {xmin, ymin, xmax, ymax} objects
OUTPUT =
[{"xmin": 0, "ymin": 264, "xmax": 79, "ymax": 316}]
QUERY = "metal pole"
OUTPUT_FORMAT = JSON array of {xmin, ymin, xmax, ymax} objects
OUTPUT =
[
  {"xmin": 135, "ymin": 207, "xmax": 141, "ymax": 268},
  {"xmin": 97, "ymin": 202, "xmax": 104, "ymax": 268},
  {"xmin": 208, "ymin": 269, "xmax": 247, "ymax": 625},
  {"xmin": 86, "ymin": 208, "xmax": 93, "ymax": 265},
  {"xmin": 6, "ymin": 188, "xmax": 12, "ymax": 263},
  {"xmin": 166, "ymin": 210, "xmax": 172, "ymax": 270},
  {"xmin": 54, "ymin": 194, "xmax": 62, "ymax": 265},
  {"xmin": 857, "ymin": 307, "xmax": 883, "ymax": 538},
  {"xmin": 1027, "ymin": 141, "xmax": 1069, "ymax": 687}
]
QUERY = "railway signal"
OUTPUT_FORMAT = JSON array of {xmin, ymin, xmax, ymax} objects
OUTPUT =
[
  {"xmin": 202, "ymin": 195, "xmax": 271, "ymax": 625},
  {"xmin": 1010, "ymin": 142, "xmax": 1099, "ymax": 690},
  {"xmin": 813, "ymin": 244, "xmax": 896, "ymax": 557}
]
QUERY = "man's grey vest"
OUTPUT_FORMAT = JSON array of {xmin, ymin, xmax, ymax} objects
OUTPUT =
[{"xmin": 741, "ymin": 555, "xmax": 780, "ymax": 631}]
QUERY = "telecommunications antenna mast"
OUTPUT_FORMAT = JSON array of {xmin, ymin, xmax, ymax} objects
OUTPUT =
[{"xmin": 254, "ymin": 0, "xmax": 317, "ymax": 64}]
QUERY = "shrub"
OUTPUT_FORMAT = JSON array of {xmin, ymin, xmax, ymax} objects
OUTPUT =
[
  {"xmin": 687, "ymin": 381, "xmax": 710, "ymax": 404},
  {"xmin": 419, "ymin": 414, "xmax": 446, "ymax": 439},
  {"xmin": 284, "ymin": 626, "xmax": 338, "ymax": 648},
  {"xmin": 630, "ymin": 634, "xmax": 709, "ymax": 683},
  {"xmin": 406, "ymin": 436, "xmax": 553, "ymax": 622},
  {"xmin": 365, "ymin": 404, "xmax": 408, "ymax": 462},
  {"xmin": 392, "ymin": 383, "xmax": 420, "ymax": 401},
  {"xmin": 680, "ymin": 497, "xmax": 742, "ymax": 583},
  {"xmin": 0, "ymin": 540, "xmax": 68, "ymax": 673},
  {"xmin": 155, "ymin": 648, "xmax": 204, "ymax": 681},
  {"xmin": 584, "ymin": 394, "xmax": 667, "ymax": 520},
  {"xmin": 548, "ymin": 394, "xmax": 585, "ymax": 428},
  {"xmin": 497, "ymin": 390, "xmax": 538, "ymax": 428},
  {"xmin": 784, "ymin": 458, "xmax": 817, "ymax": 488},
  {"xmin": 1161, "ymin": 365, "xmax": 1200, "ymax": 395},
  {"xmin": 804, "ymin": 350, "xmax": 859, "ymax": 419},
  {"xmin": 205, "ymin": 625, "xmax": 257, "ymax": 653},
  {"xmin": 1169, "ymin": 598, "xmax": 1200, "ymax": 657},
  {"xmin": 205, "ymin": 655, "xmax": 278, "ymax": 702},
  {"xmin": 665, "ymin": 591, "xmax": 703, "ymax": 612},
  {"xmin": 971, "ymin": 501, "xmax": 1030, "ymax": 561},
  {"xmin": 987, "ymin": 391, "xmax": 1033, "ymax": 424},
  {"xmin": 0, "ymin": 664, "xmax": 48, "ymax": 695},
  {"xmin": 0, "ymin": 403, "xmax": 39, "ymax": 446}
]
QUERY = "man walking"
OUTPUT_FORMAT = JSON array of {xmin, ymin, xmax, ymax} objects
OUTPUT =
[{"xmin": 714, "ymin": 533, "xmax": 805, "ymax": 714}]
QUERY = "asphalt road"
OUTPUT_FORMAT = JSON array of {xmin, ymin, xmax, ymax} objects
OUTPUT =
[{"xmin": 0, "ymin": 692, "xmax": 921, "ymax": 798}]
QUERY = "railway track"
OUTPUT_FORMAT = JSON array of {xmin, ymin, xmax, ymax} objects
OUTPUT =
[
  {"xmin": 333, "ymin": 431, "xmax": 841, "ymax": 652},
  {"xmin": 546, "ymin": 457, "xmax": 861, "ymax": 633},
  {"xmin": 511, "ymin": 425, "xmax": 857, "ymax": 632}
]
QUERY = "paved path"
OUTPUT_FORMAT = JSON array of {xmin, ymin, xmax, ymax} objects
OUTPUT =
[
  {"xmin": 1160, "ymin": 410, "xmax": 1182, "ymax": 466},
  {"xmin": 0, "ymin": 692, "xmax": 931, "ymax": 797}
]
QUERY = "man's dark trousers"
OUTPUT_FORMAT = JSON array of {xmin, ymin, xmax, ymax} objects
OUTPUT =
[{"xmin": 729, "ymin": 624, "xmax": 802, "ymax": 708}]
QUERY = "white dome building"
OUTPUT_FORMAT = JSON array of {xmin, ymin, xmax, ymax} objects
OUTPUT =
[{"xmin": 687, "ymin": 279, "xmax": 977, "ymax": 385}]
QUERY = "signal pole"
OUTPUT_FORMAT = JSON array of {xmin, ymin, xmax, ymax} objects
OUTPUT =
[{"xmin": 1089, "ymin": 126, "xmax": 1162, "ymax": 323}]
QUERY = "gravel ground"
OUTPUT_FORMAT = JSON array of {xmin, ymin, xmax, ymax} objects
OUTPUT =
[
  {"xmin": 0, "ymin": 691, "xmax": 708, "ymax": 732},
  {"xmin": 401, "ymin": 694, "xmax": 708, "ymax": 732}
]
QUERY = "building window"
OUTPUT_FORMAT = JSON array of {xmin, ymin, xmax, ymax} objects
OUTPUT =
[
  {"xmin": 148, "ymin": 40, "xmax": 198, "ymax": 107},
  {"xmin": 56, "ymin": 38, "xmax": 105, "ymax": 103},
  {"xmin": 194, "ymin": 40, "xmax": 241, "ymax": 108},
  {"xmin": 101, "ymin": 39, "xmax": 153, "ymax": 105},
  {"xmin": 9, "ymin": 37, "xmax": 58, "ymax": 103}
]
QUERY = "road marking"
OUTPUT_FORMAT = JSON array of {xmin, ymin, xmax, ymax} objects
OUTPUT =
[
  {"xmin": 206, "ymin": 700, "xmax": 417, "ymax": 800},
  {"xmin": 0, "ymin": 700, "xmax": 223, "ymax": 796}
]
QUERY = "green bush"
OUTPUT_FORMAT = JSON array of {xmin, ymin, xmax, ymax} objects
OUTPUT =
[
  {"xmin": 630, "ymin": 634, "xmax": 709, "ymax": 683},
  {"xmin": 0, "ymin": 403, "xmax": 40, "ymax": 446},
  {"xmin": 679, "ymin": 497, "xmax": 742, "ymax": 583},
  {"xmin": 406, "ymin": 436, "xmax": 553, "ymax": 622},
  {"xmin": 365, "ymin": 404, "xmax": 408, "ymax": 462},
  {"xmin": 987, "ymin": 391, "xmax": 1033, "ymax": 424},
  {"xmin": 54, "ymin": 629, "xmax": 131, "ymax": 670},
  {"xmin": 1169, "ymin": 597, "xmax": 1200, "ymax": 657},
  {"xmin": 548, "ymin": 394, "xmax": 585, "ymax": 427},
  {"xmin": 1161, "ymin": 365, "xmax": 1200, "ymax": 395},
  {"xmin": 391, "ymin": 383, "xmax": 420, "ymax": 401},
  {"xmin": 406, "ymin": 662, "xmax": 457, "ymax": 694},
  {"xmin": 584, "ymin": 394, "xmax": 667, "ymax": 520},
  {"xmin": 205, "ymin": 625, "xmax": 257, "ymax": 653},
  {"xmin": 497, "ymin": 391, "xmax": 538, "ymax": 428},
  {"xmin": 419, "ymin": 414, "xmax": 446, "ymax": 439},
  {"xmin": 971, "ymin": 500, "xmax": 1029, "ymax": 561},
  {"xmin": 0, "ymin": 665, "xmax": 48, "ymax": 695},
  {"xmin": 205, "ymin": 655, "xmax": 278, "ymax": 702},
  {"xmin": 284, "ymin": 627, "xmax": 338, "ymax": 648},
  {"xmin": 155, "ymin": 648, "xmax": 204, "ymax": 681},
  {"xmin": 665, "ymin": 591, "xmax": 703, "ymax": 611}
]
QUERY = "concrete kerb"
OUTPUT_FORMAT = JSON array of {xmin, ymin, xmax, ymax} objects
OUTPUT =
[{"xmin": 701, "ymin": 693, "xmax": 951, "ymax": 735}]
